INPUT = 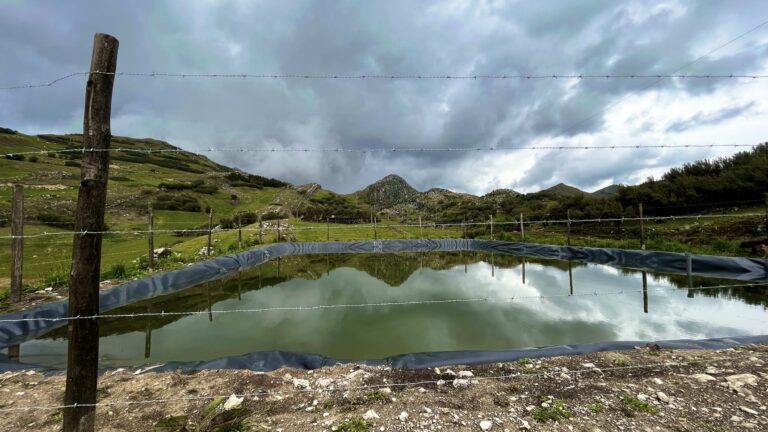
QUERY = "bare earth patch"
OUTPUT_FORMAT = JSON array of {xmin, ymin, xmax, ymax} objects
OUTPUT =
[{"xmin": 0, "ymin": 344, "xmax": 766, "ymax": 431}]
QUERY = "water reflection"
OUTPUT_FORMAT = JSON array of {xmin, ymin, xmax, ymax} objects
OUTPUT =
[{"xmin": 13, "ymin": 252, "xmax": 768, "ymax": 368}]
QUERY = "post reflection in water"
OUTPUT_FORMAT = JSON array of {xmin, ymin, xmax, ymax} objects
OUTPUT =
[
  {"xmin": 521, "ymin": 257, "xmax": 526, "ymax": 285},
  {"xmin": 144, "ymin": 304, "xmax": 152, "ymax": 359},
  {"xmin": 207, "ymin": 283, "xmax": 213, "ymax": 322},
  {"xmin": 568, "ymin": 260, "xmax": 574, "ymax": 296},
  {"xmin": 642, "ymin": 271, "xmax": 649, "ymax": 314},
  {"xmin": 237, "ymin": 271, "xmax": 242, "ymax": 301}
]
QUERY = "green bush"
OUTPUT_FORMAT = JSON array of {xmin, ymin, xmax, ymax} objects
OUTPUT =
[
  {"xmin": 64, "ymin": 161, "xmax": 81, "ymax": 168},
  {"xmin": 4, "ymin": 154, "xmax": 25, "ymax": 161},
  {"xmin": 153, "ymin": 193, "xmax": 202, "ymax": 212},
  {"xmin": 29, "ymin": 156, "xmax": 39, "ymax": 163},
  {"xmin": 532, "ymin": 399, "xmax": 572, "ymax": 422},
  {"xmin": 104, "ymin": 263, "xmax": 129, "ymax": 279}
]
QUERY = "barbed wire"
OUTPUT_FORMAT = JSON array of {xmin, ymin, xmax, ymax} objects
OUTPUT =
[
  {"xmin": 0, "ymin": 355, "xmax": 743, "ymax": 412},
  {"xmin": 1, "ymin": 282, "xmax": 765, "ymax": 324},
  {"xmin": 0, "ymin": 212, "xmax": 762, "ymax": 239},
  {"xmin": 2, "ymin": 71, "xmax": 767, "ymax": 91},
  {"xmin": 1, "ymin": 142, "xmax": 762, "ymax": 158}
]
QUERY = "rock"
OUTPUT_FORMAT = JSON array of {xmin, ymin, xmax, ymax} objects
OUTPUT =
[
  {"xmin": 581, "ymin": 363, "xmax": 596, "ymax": 368},
  {"xmin": 740, "ymin": 422, "xmax": 758, "ymax": 429},
  {"xmin": 399, "ymin": 411, "xmax": 409, "ymax": 422},
  {"xmin": 222, "ymin": 394, "xmax": 243, "ymax": 411},
  {"xmin": 452, "ymin": 379, "xmax": 471, "ymax": 388},
  {"xmin": 153, "ymin": 247, "xmax": 172, "ymax": 259},
  {"xmin": 380, "ymin": 387, "xmax": 392, "ymax": 394},
  {"xmin": 519, "ymin": 419, "xmax": 530, "ymax": 430},
  {"xmin": 637, "ymin": 393, "xmax": 649, "ymax": 401},
  {"xmin": 726, "ymin": 374, "xmax": 758, "ymax": 390},
  {"xmin": 731, "ymin": 415, "xmax": 743, "ymax": 422},
  {"xmin": 479, "ymin": 420, "xmax": 493, "ymax": 431},
  {"xmin": 292, "ymin": 378, "xmax": 311, "ymax": 389},
  {"xmin": 652, "ymin": 378, "xmax": 663, "ymax": 385},
  {"xmin": 436, "ymin": 380, "xmax": 446, "ymax": 386},
  {"xmin": 560, "ymin": 373, "xmax": 571, "ymax": 380},
  {"xmin": 458, "ymin": 371, "xmax": 474, "ymax": 378},
  {"xmin": 690, "ymin": 373, "xmax": 716, "ymax": 383},
  {"xmin": 315, "ymin": 377, "xmax": 333, "ymax": 387},
  {"xmin": 363, "ymin": 409, "xmax": 380, "ymax": 420},
  {"xmin": 740, "ymin": 406, "xmax": 758, "ymax": 415},
  {"xmin": 657, "ymin": 392, "xmax": 670, "ymax": 403}
]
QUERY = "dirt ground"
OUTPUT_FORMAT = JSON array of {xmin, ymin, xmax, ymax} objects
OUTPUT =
[{"xmin": 0, "ymin": 344, "xmax": 766, "ymax": 431}]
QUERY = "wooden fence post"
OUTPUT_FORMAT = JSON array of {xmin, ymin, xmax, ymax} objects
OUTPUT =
[
  {"xmin": 489, "ymin": 215, "xmax": 494, "ymax": 240},
  {"xmin": 237, "ymin": 213, "xmax": 242, "ymax": 250},
  {"xmin": 326, "ymin": 217, "xmax": 330, "ymax": 241},
  {"xmin": 206, "ymin": 208, "xmax": 213, "ymax": 256},
  {"xmin": 63, "ymin": 32, "xmax": 119, "ymax": 432},
  {"xmin": 419, "ymin": 215, "xmax": 423, "ymax": 239},
  {"xmin": 520, "ymin": 213, "xmax": 525, "ymax": 242},
  {"xmin": 258, "ymin": 215, "xmax": 263, "ymax": 244},
  {"xmin": 10, "ymin": 184, "xmax": 23, "ymax": 303},
  {"xmin": 147, "ymin": 204, "xmax": 154, "ymax": 271},
  {"xmin": 566, "ymin": 209, "xmax": 571, "ymax": 246},
  {"xmin": 642, "ymin": 271, "xmax": 648, "ymax": 313},
  {"xmin": 639, "ymin": 203, "xmax": 646, "ymax": 250},
  {"xmin": 276, "ymin": 218, "xmax": 281, "ymax": 242}
]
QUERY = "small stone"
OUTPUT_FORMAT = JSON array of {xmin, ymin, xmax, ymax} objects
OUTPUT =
[
  {"xmin": 637, "ymin": 393, "xmax": 649, "ymax": 401},
  {"xmin": 363, "ymin": 409, "xmax": 380, "ymax": 420},
  {"xmin": 740, "ymin": 406, "xmax": 758, "ymax": 415},
  {"xmin": 436, "ymin": 380, "xmax": 446, "ymax": 386},
  {"xmin": 581, "ymin": 363, "xmax": 596, "ymax": 368},
  {"xmin": 316, "ymin": 377, "xmax": 333, "ymax": 387},
  {"xmin": 399, "ymin": 411, "xmax": 409, "ymax": 422},
  {"xmin": 731, "ymin": 415, "xmax": 743, "ymax": 422},
  {"xmin": 479, "ymin": 420, "xmax": 493, "ymax": 431},
  {"xmin": 726, "ymin": 374, "xmax": 758, "ymax": 390},
  {"xmin": 423, "ymin": 407, "xmax": 432, "ymax": 414},
  {"xmin": 222, "ymin": 394, "xmax": 243, "ymax": 410},
  {"xmin": 452, "ymin": 379, "xmax": 471, "ymax": 388},
  {"xmin": 292, "ymin": 378, "xmax": 311, "ymax": 389},
  {"xmin": 657, "ymin": 392, "xmax": 670, "ymax": 403},
  {"xmin": 652, "ymin": 378, "xmax": 663, "ymax": 385},
  {"xmin": 519, "ymin": 419, "xmax": 531, "ymax": 430},
  {"xmin": 458, "ymin": 371, "xmax": 474, "ymax": 378},
  {"xmin": 690, "ymin": 373, "xmax": 716, "ymax": 383}
]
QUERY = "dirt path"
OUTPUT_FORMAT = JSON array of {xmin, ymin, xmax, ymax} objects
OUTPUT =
[{"xmin": 1, "ymin": 344, "xmax": 766, "ymax": 431}]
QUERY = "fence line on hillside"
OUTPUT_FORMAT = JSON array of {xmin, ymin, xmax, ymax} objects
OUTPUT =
[
  {"xmin": 3, "ymin": 71, "xmax": 767, "ymax": 90},
  {"xmin": 1, "ymin": 212, "xmax": 763, "ymax": 239},
  {"xmin": 0, "ymin": 355, "xmax": 745, "ymax": 413},
  {"xmin": 1, "ymin": 281, "xmax": 766, "ymax": 324}
]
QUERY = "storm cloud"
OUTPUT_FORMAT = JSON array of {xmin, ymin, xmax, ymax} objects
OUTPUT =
[{"xmin": 0, "ymin": 0, "xmax": 766, "ymax": 194}]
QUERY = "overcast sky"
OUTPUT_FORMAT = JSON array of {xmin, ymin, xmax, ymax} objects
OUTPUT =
[{"xmin": 1, "ymin": 0, "xmax": 766, "ymax": 194}]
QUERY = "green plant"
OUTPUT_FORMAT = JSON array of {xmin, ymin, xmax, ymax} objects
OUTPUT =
[
  {"xmin": 29, "ymin": 155, "xmax": 39, "ymax": 163},
  {"xmin": 621, "ymin": 395, "xmax": 658, "ymax": 415},
  {"xmin": 532, "ymin": 399, "xmax": 572, "ymax": 422},
  {"xmin": 105, "ymin": 263, "xmax": 129, "ymax": 280},
  {"xmin": 64, "ymin": 160, "xmax": 80, "ymax": 167},
  {"xmin": 364, "ymin": 389, "xmax": 388, "ymax": 402},
  {"xmin": 587, "ymin": 402, "xmax": 604, "ymax": 413},
  {"xmin": 43, "ymin": 267, "xmax": 69, "ymax": 288},
  {"xmin": 516, "ymin": 357, "xmax": 532, "ymax": 365},
  {"xmin": 336, "ymin": 417, "xmax": 373, "ymax": 432}
]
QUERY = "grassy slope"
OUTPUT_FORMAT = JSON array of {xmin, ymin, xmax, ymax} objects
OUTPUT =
[{"xmin": 0, "ymin": 131, "xmax": 764, "ymax": 305}]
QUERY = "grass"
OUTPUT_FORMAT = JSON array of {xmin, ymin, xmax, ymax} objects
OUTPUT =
[
  {"xmin": 335, "ymin": 417, "xmax": 373, "ymax": 432},
  {"xmin": 532, "ymin": 398, "xmax": 572, "ymax": 422},
  {"xmin": 364, "ymin": 389, "xmax": 388, "ymax": 402},
  {"xmin": 587, "ymin": 402, "xmax": 604, "ymax": 413},
  {"xmin": 621, "ymin": 395, "xmax": 658, "ymax": 416}
]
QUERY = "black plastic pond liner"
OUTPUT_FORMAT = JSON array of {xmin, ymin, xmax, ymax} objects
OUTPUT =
[{"xmin": 1, "ymin": 239, "xmax": 766, "ymax": 372}]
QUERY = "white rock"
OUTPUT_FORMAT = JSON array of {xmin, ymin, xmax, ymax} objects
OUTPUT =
[
  {"xmin": 363, "ymin": 409, "xmax": 380, "ymax": 420},
  {"xmin": 452, "ymin": 378, "xmax": 471, "ymax": 388},
  {"xmin": 436, "ymin": 379, "xmax": 446, "ymax": 386},
  {"xmin": 637, "ymin": 393, "xmax": 649, "ymax": 401},
  {"xmin": 657, "ymin": 392, "xmax": 670, "ymax": 403},
  {"xmin": 740, "ymin": 406, "xmax": 758, "ymax": 415},
  {"xmin": 316, "ymin": 377, "xmax": 333, "ymax": 387},
  {"xmin": 479, "ymin": 420, "xmax": 493, "ymax": 431},
  {"xmin": 519, "ymin": 418, "xmax": 531, "ymax": 430},
  {"xmin": 731, "ymin": 415, "xmax": 743, "ymax": 422},
  {"xmin": 222, "ymin": 394, "xmax": 243, "ymax": 410},
  {"xmin": 690, "ymin": 373, "xmax": 716, "ymax": 383},
  {"xmin": 652, "ymin": 378, "xmax": 663, "ymax": 385},
  {"xmin": 423, "ymin": 407, "xmax": 432, "ymax": 414},
  {"xmin": 458, "ymin": 371, "xmax": 474, "ymax": 378},
  {"xmin": 726, "ymin": 374, "xmax": 758, "ymax": 390},
  {"xmin": 399, "ymin": 411, "xmax": 409, "ymax": 422},
  {"xmin": 292, "ymin": 378, "xmax": 311, "ymax": 389},
  {"xmin": 581, "ymin": 363, "xmax": 596, "ymax": 368}
]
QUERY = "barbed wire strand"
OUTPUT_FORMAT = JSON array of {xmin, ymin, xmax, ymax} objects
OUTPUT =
[
  {"xmin": 1, "ymin": 282, "xmax": 765, "ymax": 324},
  {"xmin": 3, "ymin": 72, "xmax": 768, "ymax": 91},
  {"xmin": 0, "ymin": 355, "xmax": 743, "ymax": 412},
  {"xmin": 1, "ymin": 142, "xmax": 762, "ymax": 158}
]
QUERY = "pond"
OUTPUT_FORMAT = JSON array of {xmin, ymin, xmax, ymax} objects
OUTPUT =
[{"xmin": 10, "ymin": 252, "xmax": 768, "ymax": 368}]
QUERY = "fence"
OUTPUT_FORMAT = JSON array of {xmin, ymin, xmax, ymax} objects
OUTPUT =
[{"xmin": 2, "ymin": 25, "xmax": 768, "ymax": 430}]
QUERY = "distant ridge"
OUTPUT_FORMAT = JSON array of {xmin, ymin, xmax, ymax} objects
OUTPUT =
[{"xmin": 592, "ymin": 184, "xmax": 621, "ymax": 197}]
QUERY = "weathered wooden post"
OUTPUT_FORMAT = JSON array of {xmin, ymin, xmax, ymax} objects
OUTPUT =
[
  {"xmin": 419, "ymin": 215, "xmax": 423, "ymax": 239},
  {"xmin": 639, "ymin": 203, "xmax": 646, "ymax": 250},
  {"xmin": 276, "ymin": 218, "xmax": 281, "ymax": 242},
  {"xmin": 520, "ymin": 213, "xmax": 525, "ymax": 242},
  {"xmin": 462, "ymin": 217, "xmax": 466, "ymax": 239},
  {"xmin": 237, "ymin": 271, "xmax": 242, "ymax": 301},
  {"xmin": 237, "ymin": 213, "xmax": 242, "ymax": 250},
  {"xmin": 10, "ymin": 184, "xmax": 23, "ymax": 303},
  {"xmin": 147, "ymin": 204, "xmax": 154, "ymax": 271},
  {"xmin": 489, "ymin": 215, "xmax": 494, "ymax": 240},
  {"xmin": 258, "ymin": 215, "xmax": 263, "ymax": 244},
  {"xmin": 686, "ymin": 253, "xmax": 694, "ymax": 298},
  {"xmin": 206, "ymin": 208, "xmax": 214, "ymax": 256},
  {"xmin": 143, "ymin": 304, "xmax": 152, "ymax": 359},
  {"xmin": 326, "ymin": 216, "xmax": 330, "ymax": 241},
  {"xmin": 64, "ymin": 32, "xmax": 119, "ymax": 432},
  {"xmin": 568, "ymin": 260, "xmax": 573, "ymax": 295},
  {"xmin": 566, "ymin": 209, "xmax": 572, "ymax": 246}
]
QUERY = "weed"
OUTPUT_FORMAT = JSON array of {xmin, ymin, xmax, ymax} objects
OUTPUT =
[
  {"xmin": 335, "ymin": 417, "xmax": 373, "ymax": 432},
  {"xmin": 516, "ymin": 357, "xmax": 532, "ymax": 365},
  {"xmin": 621, "ymin": 395, "xmax": 658, "ymax": 415},
  {"xmin": 587, "ymin": 402, "xmax": 604, "ymax": 413},
  {"xmin": 364, "ymin": 390, "xmax": 388, "ymax": 402},
  {"xmin": 42, "ymin": 267, "xmax": 69, "ymax": 288},
  {"xmin": 532, "ymin": 399, "xmax": 572, "ymax": 422},
  {"xmin": 50, "ymin": 409, "xmax": 63, "ymax": 421},
  {"xmin": 105, "ymin": 263, "xmax": 129, "ymax": 280}
]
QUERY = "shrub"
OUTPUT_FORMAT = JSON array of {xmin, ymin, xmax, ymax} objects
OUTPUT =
[
  {"xmin": 64, "ymin": 161, "xmax": 81, "ymax": 168},
  {"xmin": 29, "ymin": 156, "xmax": 39, "ymax": 163},
  {"xmin": 532, "ymin": 399, "xmax": 572, "ymax": 422},
  {"xmin": 104, "ymin": 263, "xmax": 129, "ymax": 280},
  {"xmin": 37, "ymin": 212, "xmax": 75, "ymax": 230},
  {"xmin": 0, "ymin": 126, "xmax": 18, "ymax": 134},
  {"xmin": 621, "ymin": 395, "xmax": 658, "ymax": 415},
  {"xmin": 4, "ymin": 154, "xmax": 25, "ymax": 161},
  {"xmin": 153, "ymin": 193, "xmax": 202, "ymax": 212}
]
